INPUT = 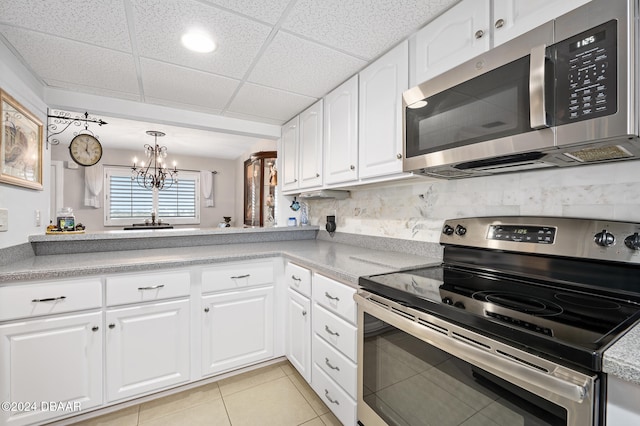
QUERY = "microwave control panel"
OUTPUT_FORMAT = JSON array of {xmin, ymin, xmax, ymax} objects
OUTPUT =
[{"xmin": 555, "ymin": 20, "xmax": 617, "ymax": 126}]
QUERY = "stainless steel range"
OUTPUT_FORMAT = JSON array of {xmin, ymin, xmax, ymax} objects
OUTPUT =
[{"xmin": 356, "ymin": 216, "xmax": 640, "ymax": 426}]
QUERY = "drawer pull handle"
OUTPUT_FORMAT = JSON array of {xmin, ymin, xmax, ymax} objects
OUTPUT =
[
  {"xmin": 91, "ymin": 326, "xmax": 99, "ymax": 332},
  {"xmin": 108, "ymin": 323, "xmax": 115, "ymax": 329},
  {"xmin": 325, "ymin": 292, "xmax": 339, "ymax": 302},
  {"xmin": 325, "ymin": 389, "xmax": 340, "ymax": 405},
  {"xmin": 325, "ymin": 358, "xmax": 340, "ymax": 371},
  {"xmin": 291, "ymin": 275, "xmax": 301, "ymax": 282},
  {"xmin": 138, "ymin": 285, "xmax": 164, "ymax": 291},
  {"xmin": 325, "ymin": 325, "xmax": 340, "ymax": 337},
  {"xmin": 231, "ymin": 274, "xmax": 250, "ymax": 279},
  {"xmin": 32, "ymin": 296, "xmax": 66, "ymax": 303}
]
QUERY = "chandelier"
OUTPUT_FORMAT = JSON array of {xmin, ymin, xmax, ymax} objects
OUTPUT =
[{"xmin": 131, "ymin": 130, "xmax": 178, "ymax": 190}]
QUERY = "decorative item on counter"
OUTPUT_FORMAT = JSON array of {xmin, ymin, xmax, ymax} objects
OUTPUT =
[
  {"xmin": 56, "ymin": 207, "xmax": 75, "ymax": 231},
  {"xmin": 326, "ymin": 215, "xmax": 337, "ymax": 233},
  {"xmin": 223, "ymin": 216, "xmax": 231, "ymax": 227},
  {"xmin": 300, "ymin": 202, "xmax": 309, "ymax": 226},
  {"xmin": 75, "ymin": 223, "xmax": 85, "ymax": 231},
  {"xmin": 46, "ymin": 220, "xmax": 56, "ymax": 232},
  {"xmin": 288, "ymin": 217, "xmax": 297, "ymax": 227},
  {"xmin": 290, "ymin": 197, "xmax": 300, "ymax": 211}
]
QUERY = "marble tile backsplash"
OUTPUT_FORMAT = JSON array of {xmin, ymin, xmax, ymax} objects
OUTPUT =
[{"xmin": 306, "ymin": 161, "xmax": 640, "ymax": 243}]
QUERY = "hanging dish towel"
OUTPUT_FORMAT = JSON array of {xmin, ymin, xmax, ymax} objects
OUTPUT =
[
  {"xmin": 201, "ymin": 170, "xmax": 215, "ymax": 207},
  {"xmin": 84, "ymin": 164, "xmax": 104, "ymax": 208}
]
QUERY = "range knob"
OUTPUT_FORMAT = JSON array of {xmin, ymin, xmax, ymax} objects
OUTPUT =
[
  {"xmin": 594, "ymin": 229, "xmax": 615, "ymax": 247},
  {"xmin": 442, "ymin": 224, "xmax": 454, "ymax": 235},
  {"xmin": 453, "ymin": 301, "xmax": 466, "ymax": 310},
  {"xmin": 455, "ymin": 225, "xmax": 467, "ymax": 236},
  {"xmin": 624, "ymin": 232, "xmax": 640, "ymax": 250},
  {"xmin": 442, "ymin": 297, "xmax": 453, "ymax": 305}
]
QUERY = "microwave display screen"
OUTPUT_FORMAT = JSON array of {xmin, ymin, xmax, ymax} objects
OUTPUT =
[{"xmin": 570, "ymin": 30, "xmax": 606, "ymax": 51}]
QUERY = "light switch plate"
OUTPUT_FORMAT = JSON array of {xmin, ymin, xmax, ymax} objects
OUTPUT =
[{"xmin": 0, "ymin": 208, "xmax": 8, "ymax": 232}]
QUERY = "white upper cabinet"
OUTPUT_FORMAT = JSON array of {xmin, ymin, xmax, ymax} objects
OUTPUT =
[
  {"xmin": 324, "ymin": 75, "xmax": 359, "ymax": 185},
  {"xmin": 359, "ymin": 41, "xmax": 408, "ymax": 179},
  {"xmin": 410, "ymin": 0, "xmax": 490, "ymax": 86},
  {"xmin": 493, "ymin": 0, "xmax": 591, "ymax": 47},
  {"xmin": 298, "ymin": 100, "xmax": 324, "ymax": 189},
  {"xmin": 281, "ymin": 116, "xmax": 299, "ymax": 192}
]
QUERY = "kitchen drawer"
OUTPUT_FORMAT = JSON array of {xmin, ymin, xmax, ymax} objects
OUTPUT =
[
  {"xmin": 313, "ymin": 303, "xmax": 357, "ymax": 362},
  {"xmin": 106, "ymin": 270, "xmax": 190, "ymax": 306},
  {"xmin": 202, "ymin": 260, "xmax": 274, "ymax": 293},
  {"xmin": 312, "ymin": 364, "xmax": 357, "ymax": 426},
  {"xmin": 313, "ymin": 273, "xmax": 356, "ymax": 324},
  {"xmin": 285, "ymin": 262, "xmax": 311, "ymax": 297},
  {"xmin": 313, "ymin": 333, "xmax": 357, "ymax": 398},
  {"xmin": 0, "ymin": 279, "xmax": 102, "ymax": 321}
]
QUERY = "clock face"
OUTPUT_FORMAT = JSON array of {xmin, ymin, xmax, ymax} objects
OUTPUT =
[{"xmin": 69, "ymin": 134, "xmax": 103, "ymax": 166}]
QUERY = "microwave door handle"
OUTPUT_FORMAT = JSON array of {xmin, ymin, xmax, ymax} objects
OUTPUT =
[{"xmin": 529, "ymin": 44, "xmax": 549, "ymax": 129}]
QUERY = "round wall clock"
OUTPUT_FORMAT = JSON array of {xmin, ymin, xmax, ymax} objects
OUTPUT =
[{"xmin": 69, "ymin": 133, "xmax": 103, "ymax": 166}]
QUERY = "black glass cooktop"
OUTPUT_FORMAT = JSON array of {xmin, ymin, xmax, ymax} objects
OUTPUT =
[{"xmin": 360, "ymin": 265, "xmax": 640, "ymax": 371}]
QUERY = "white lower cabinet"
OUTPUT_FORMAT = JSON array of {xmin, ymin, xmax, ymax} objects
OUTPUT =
[
  {"xmin": 201, "ymin": 286, "xmax": 275, "ymax": 375},
  {"xmin": 311, "ymin": 273, "xmax": 358, "ymax": 426},
  {"xmin": 105, "ymin": 299, "xmax": 190, "ymax": 402},
  {"xmin": 286, "ymin": 288, "xmax": 312, "ymax": 382},
  {"xmin": 0, "ymin": 311, "xmax": 103, "ymax": 426}
]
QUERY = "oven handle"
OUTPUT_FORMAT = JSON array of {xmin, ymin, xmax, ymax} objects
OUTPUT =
[
  {"xmin": 529, "ymin": 44, "xmax": 550, "ymax": 130},
  {"xmin": 355, "ymin": 293, "xmax": 589, "ymax": 404}
]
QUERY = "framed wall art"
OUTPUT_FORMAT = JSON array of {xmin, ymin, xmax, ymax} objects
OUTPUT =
[{"xmin": 0, "ymin": 89, "xmax": 43, "ymax": 190}]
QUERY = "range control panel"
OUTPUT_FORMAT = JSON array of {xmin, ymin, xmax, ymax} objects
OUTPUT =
[
  {"xmin": 440, "ymin": 217, "xmax": 640, "ymax": 264},
  {"xmin": 555, "ymin": 19, "xmax": 617, "ymax": 125}
]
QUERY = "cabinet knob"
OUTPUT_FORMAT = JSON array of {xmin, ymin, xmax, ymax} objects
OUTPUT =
[
  {"xmin": 294, "ymin": 178, "xmax": 298, "ymax": 182},
  {"xmin": 396, "ymin": 153, "xmax": 402, "ymax": 159},
  {"xmin": 108, "ymin": 323, "xmax": 115, "ymax": 329},
  {"xmin": 302, "ymin": 310, "xmax": 307, "ymax": 316},
  {"xmin": 495, "ymin": 18, "xmax": 505, "ymax": 29},
  {"xmin": 350, "ymin": 165, "xmax": 355, "ymax": 170},
  {"xmin": 475, "ymin": 29, "xmax": 484, "ymax": 39},
  {"xmin": 315, "ymin": 173, "xmax": 320, "ymax": 178},
  {"xmin": 91, "ymin": 326, "xmax": 99, "ymax": 332},
  {"xmin": 204, "ymin": 307, "xmax": 210, "ymax": 313}
]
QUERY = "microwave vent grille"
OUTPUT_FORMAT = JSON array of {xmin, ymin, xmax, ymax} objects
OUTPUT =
[
  {"xmin": 563, "ymin": 145, "xmax": 633, "ymax": 162},
  {"xmin": 423, "ymin": 169, "xmax": 475, "ymax": 179}
]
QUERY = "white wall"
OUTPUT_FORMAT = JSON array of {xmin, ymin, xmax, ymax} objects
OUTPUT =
[
  {"xmin": 0, "ymin": 42, "xmax": 49, "ymax": 249},
  {"xmin": 306, "ymin": 160, "xmax": 640, "ymax": 242},
  {"xmin": 51, "ymin": 145, "xmax": 237, "ymax": 231}
]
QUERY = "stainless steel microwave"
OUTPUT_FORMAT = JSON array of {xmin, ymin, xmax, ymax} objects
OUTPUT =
[{"xmin": 403, "ymin": 0, "xmax": 639, "ymax": 179}]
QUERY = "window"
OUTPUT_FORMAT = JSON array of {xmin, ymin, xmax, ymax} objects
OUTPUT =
[{"xmin": 104, "ymin": 167, "xmax": 200, "ymax": 226}]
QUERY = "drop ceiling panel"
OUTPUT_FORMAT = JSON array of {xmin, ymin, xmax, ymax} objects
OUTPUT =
[
  {"xmin": 283, "ymin": 0, "xmax": 457, "ymax": 60},
  {"xmin": 0, "ymin": 0, "xmax": 131, "ymax": 52},
  {"xmin": 140, "ymin": 58, "xmax": 239, "ymax": 110},
  {"xmin": 200, "ymin": 0, "xmax": 292, "ymax": 25},
  {"xmin": 132, "ymin": 0, "xmax": 272, "ymax": 79},
  {"xmin": 227, "ymin": 83, "xmax": 316, "ymax": 122},
  {"xmin": 247, "ymin": 31, "xmax": 367, "ymax": 98},
  {"xmin": 0, "ymin": 26, "xmax": 139, "ymax": 94}
]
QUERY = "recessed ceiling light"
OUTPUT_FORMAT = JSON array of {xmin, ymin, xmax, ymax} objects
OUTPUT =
[{"xmin": 181, "ymin": 31, "xmax": 216, "ymax": 53}]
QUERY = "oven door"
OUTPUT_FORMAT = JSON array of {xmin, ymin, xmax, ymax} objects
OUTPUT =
[{"xmin": 355, "ymin": 291, "xmax": 599, "ymax": 426}]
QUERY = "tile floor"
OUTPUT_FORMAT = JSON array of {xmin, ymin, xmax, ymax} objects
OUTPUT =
[{"xmin": 67, "ymin": 361, "xmax": 342, "ymax": 426}]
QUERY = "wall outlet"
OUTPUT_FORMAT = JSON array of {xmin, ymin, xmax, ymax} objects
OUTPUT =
[{"xmin": 0, "ymin": 208, "xmax": 8, "ymax": 232}]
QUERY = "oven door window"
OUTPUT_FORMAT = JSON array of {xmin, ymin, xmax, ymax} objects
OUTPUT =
[
  {"xmin": 362, "ymin": 313, "xmax": 567, "ymax": 426},
  {"xmin": 405, "ymin": 56, "xmax": 534, "ymax": 158}
]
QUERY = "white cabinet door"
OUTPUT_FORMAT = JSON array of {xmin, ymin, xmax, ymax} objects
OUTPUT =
[
  {"xmin": 298, "ymin": 100, "xmax": 324, "ymax": 189},
  {"xmin": 359, "ymin": 41, "xmax": 408, "ymax": 180},
  {"xmin": 493, "ymin": 0, "xmax": 591, "ymax": 47},
  {"xmin": 324, "ymin": 76, "xmax": 359, "ymax": 185},
  {"xmin": 281, "ymin": 116, "xmax": 300, "ymax": 192},
  {"xmin": 410, "ymin": 0, "xmax": 490, "ymax": 86},
  {"xmin": 201, "ymin": 286, "xmax": 274, "ymax": 376},
  {"xmin": 105, "ymin": 299, "xmax": 190, "ymax": 402},
  {"xmin": 0, "ymin": 312, "xmax": 102, "ymax": 426},
  {"xmin": 286, "ymin": 288, "xmax": 311, "ymax": 382}
]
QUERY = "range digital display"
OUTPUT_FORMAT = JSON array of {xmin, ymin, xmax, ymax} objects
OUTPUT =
[{"xmin": 487, "ymin": 225, "xmax": 556, "ymax": 244}]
